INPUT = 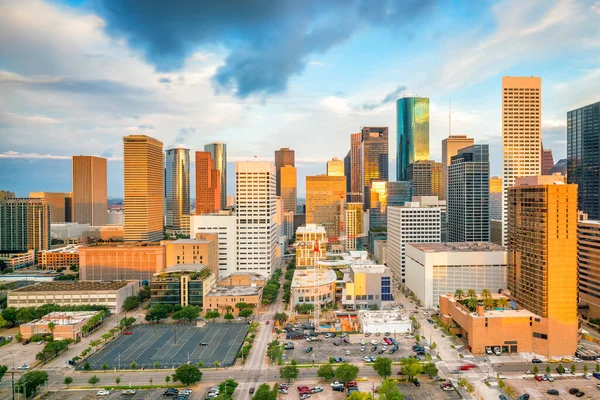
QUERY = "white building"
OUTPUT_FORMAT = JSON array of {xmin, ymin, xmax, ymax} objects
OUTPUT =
[
  {"xmin": 405, "ymin": 242, "xmax": 507, "ymax": 309},
  {"xmin": 190, "ymin": 211, "xmax": 237, "ymax": 278},
  {"xmin": 373, "ymin": 240, "xmax": 387, "ymax": 264},
  {"xmin": 236, "ymin": 162, "xmax": 279, "ymax": 278},
  {"xmin": 358, "ymin": 310, "xmax": 411, "ymax": 334},
  {"xmin": 51, "ymin": 223, "xmax": 91, "ymax": 240},
  {"xmin": 290, "ymin": 268, "xmax": 337, "ymax": 307},
  {"xmin": 106, "ymin": 210, "xmax": 124, "ymax": 225},
  {"xmin": 387, "ymin": 201, "xmax": 442, "ymax": 285}
]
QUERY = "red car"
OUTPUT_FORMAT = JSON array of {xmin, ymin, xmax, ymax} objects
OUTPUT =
[
  {"xmin": 123, "ymin": 331, "xmax": 133, "ymax": 335},
  {"xmin": 346, "ymin": 381, "xmax": 357, "ymax": 388},
  {"xmin": 460, "ymin": 365, "xmax": 475, "ymax": 371},
  {"xmin": 534, "ymin": 375, "xmax": 543, "ymax": 382},
  {"xmin": 384, "ymin": 338, "xmax": 392, "ymax": 345},
  {"xmin": 297, "ymin": 386, "xmax": 309, "ymax": 391}
]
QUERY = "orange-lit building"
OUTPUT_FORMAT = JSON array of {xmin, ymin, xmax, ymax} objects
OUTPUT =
[
  {"xmin": 72, "ymin": 156, "xmax": 107, "ymax": 226},
  {"xmin": 29, "ymin": 192, "xmax": 72, "ymax": 223},
  {"xmin": 280, "ymin": 165, "xmax": 297, "ymax": 213},
  {"xmin": 39, "ymin": 245, "xmax": 80, "ymax": 269},
  {"xmin": 578, "ymin": 219, "xmax": 600, "ymax": 319},
  {"xmin": 205, "ymin": 286, "xmax": 263, "ymax": 316},
  {"xmin": 20, "ymin": 311, "xmax": 101, "ymax": 341},
  {"xmin": 163, "ymin": 234, "xmax": 219, "ymax": 278},
  {"xmin": 295, "ymin": 224, "xmax": 327, "ymax": 268},
  {"xmin": 216, "ymin": 272, "xmax": 266, "ymax": 288},
  {"xmin": 306, "ymin": 175, "xmax": 346, "ymax": 245},
  {"xmin": 195, "ymin": 151, "xmax": 221, "ymax": 215}
]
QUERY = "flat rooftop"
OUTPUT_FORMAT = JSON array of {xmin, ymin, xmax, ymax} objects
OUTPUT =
[
  {"xmin": 296, "ymin": 224, "xmax": 327, "ymax": 234},
  {"xmin": 206, "ymin": 286, "xmax": 262, "ymax": 297},
  {"xmin": 350, "ymin": 264, "xmax": 389, "ymax": 274},
  {"xmin": 169, "ymin": 238, "xmax": 213, "ymax": 244},
  {"xmin": 358, "ymin": 310, "xmax": 410, "ymax": 324},
  {"xmin": 157, "ymin": 264, "xmax": 207, "ymax": 275},
  {"xmin": 291, "ymin": 269, "xmax": 337, "ymax": 288},
  {"xmin": 408, "ymin": 242, "xmax": 506, "ymax": 253},
  {"xmin": 41, "ymin": 245, "xmax": 80, "ymax": 254},
  {"xmin": 23, "ymin": 311, "xmax": 100, "ymax": 326},
  {"xmin": 441, "ymin": 294, "xmax": 538, "ymax": 318},
  {"xmin": 10, "ymin": 281, "xmax": 134, "ymax": 292}
]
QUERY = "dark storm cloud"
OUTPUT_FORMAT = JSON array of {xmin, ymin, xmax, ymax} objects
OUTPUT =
[
  {"xmin": 361, "ymin": 85, "xmax": 408, "ymax": 111},
  {"xmin": 93, "ymin": 0, "xmax": 436, "ymax": 98}
]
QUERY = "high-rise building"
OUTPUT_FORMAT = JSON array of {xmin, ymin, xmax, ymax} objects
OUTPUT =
[
  {"xmin": 447, "ymin": 144, "xmax": 490, "ymax": 242},
  {"xmin": 280, "ymin": 165, "xmax": 297, "ymax": 213},
  {"xmin": 349, "ymin": 133, "xmax": 363, "ymax": 203},
  {"xmin": 407, "ymin": 160, "xmax": 443, "ymax": 198},
  {"xmin": 274, "ymin": 147, "xmax": 295, "ymax": 195},
  {"xmin": 0, "ymin": 191, "xmax": 15, "ymax": 201},
  {"xmin": 502, "ymin": 76, "xmax": 542, "ymax": 245},
  {"xmin": 236, "ymin": 162, "xmax": 279, "ymax": 277},
  {"xmin": 578, "ymin": 219, "xmax": 600, "ymax": 319},
  {"xmin": 123, "ymin": 135, "xmax": 163, "ymax": 242},
  {"xmin": 489, "ymin": 176, "xmax": 503, "ymax": 220},
  {"xmin": 345, "ymin": 202, "xmax": 364, "ymax": 251},
  {"xmin": 0, "ymin": 198, "xmax": 50, "ymax": 251},
  {"xmin": 567, "ymin": 101, "xmax": 600, "ymax": 219},
  {"xmin": 541, "ymin": 146, "xmax": 554, "ymax": 175},
  {"xmin": 442, "ymin": 135, "xmax": 474, "ymax": 200},
  {"xmin": 72, "ymin": 156, "xmax": 107, "ymax": 226},
  {"xmin": 397, "ymin": 97, "xmax": 430, "ymax": 181},
  {"xmin": 550, "ymin": 159, "xmax": 568, "ymax": 176},
  {"xmin": 369, "ymin": 180, "xmax": 387, "ymax": 230},
  {"xmin": 204, "ymin": 143, "xmax": 227, "ymax": 210},
  {"xmin": 306, "ymin": 175, "xmax": 346, "ymax": 246},
  {"xmin": 386, "ymin": 181, "xmax": 413, "ymax": 207},
  {"xmin": 164, "ymin": 148, "xmax": 190, "ymax": 231},
  {"xmin": 29, "ymin": 192, "xmax": 72, "ymax": 223},
  {"xmin": 507, "ymin": 175, "xmax": 578, "ymax": 356},
  {"xmin": 190, "ymin": 211, "xmax": 237, "ymax": 278},
  {"xmin": 362, "ymin": 127, "xmax": 388, "ymax": 210},
  {"xmin": 327, "ymin": 157, "xmax": 344, "ymax": 176},
  {"xmin": 387, "ymin": 201, "xmax": 441, "ymax": 284},
  {"xmin": 195, "ymin": 152, "xmax": 221, "ymax": 215},
  {"xmin": 344, "ymin": 150, "xmax": 351, "ymax": 202}
]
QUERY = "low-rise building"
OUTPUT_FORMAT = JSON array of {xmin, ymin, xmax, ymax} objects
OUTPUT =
[
  {"xmin": 8, "ymin": 281, "xmax": 139, "ymax": 313},
  {"xmin": 0, "ymin": 250, "xmax": 36, "ymax": 270},
  {"xmin": 51, "ymin": 223, "xmax": 90, "ymax": 240},
  {"xmin": 163, "ymin": 235, "xmax": 219, "ymax": 277},
  {"xmin": 357, "ymin": 309, "xmax": 411, "ymax": 334},
  {"xmin": 342, "ymin": 264, "xmax": 393, "ymax": 310},
  {"xmin": 295, "ymin": 224, "xmax": 327, "ymax": 268},
  {"xmin": 39, "ymin": 245, "xmax": 80, "ymax": 269},
  {"xmin": 290, "ymin": 268, "xmax": 337, "ymax": 307},
  {"xmin": 150, "ymin": 264, "xmax": 216, "ymax": 308},
  {"xmin": 20, "ymin": 311, "xmax": 101, "ymax": 341},
  {"xmin": 216, "ymin": 272, "xmax": 266, "ymax": 287},
  {"xmin": 204, "ymin": 286, "xmax": 262, "ymax": 315},
  {"xmin": 405, "ymin": 242, "xmax": 507, "ymax": 309}
]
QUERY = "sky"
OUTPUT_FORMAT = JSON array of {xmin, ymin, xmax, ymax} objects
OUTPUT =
[{"xmin": 1, "ymin": 0, "xmax": 599, "ymax": 198}]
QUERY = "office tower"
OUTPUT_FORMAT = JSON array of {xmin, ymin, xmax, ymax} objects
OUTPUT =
[
  {"xmin": 448, "ymin": 144, "xmax": 490, "ymax": 242},
  {"xmin": 386, "ymin": 181, "xmax": 413, "ymax": 207},
  {"xmin": 369, "ymin": 180, "xmax": 387, "ymax": 230},
  {"xmin": 490, "ymin": 219, "xmax": 502, "ymax": 245},
  {"xmin": 349, "ymin": 133, "xmax": 363, "ymax": 203},
  {"xmin": 164, "ymin": 148, "xmax": 190, "ymax": 231},
  {"xmin": 407, "ymin": 160, "xmax": 443, "ymax": 198},
  {"xmin": 204, "ymin": 142, "xmax": 227, "ymax": 210},
  {"xmin": 295, "ymin": 224, "xmax": 327, "ymax": 268},
  {"xmin": 0, "ymin": 191, "xmax": 15, "ymax": 201},
  {"xmin": 362, "ymin": 127, "xmax": 388, "ymax": 210},
  {"xmin": 397, "ymin": 97, "xmax": 430, "ymax": 180},
  {"xmin": 123, "ymin": 135, "xmax": 164, "ymax": 242},
  {"xmin": 567, "ymin": 101, "xmax": 600, "ymax": 219},
  {"xmin": 442, "ymin": 135, "xmax": 474, "ymax": 200},
  {"xmin": 236, "ymin": 162, "xmax": 279, "ymax": 278},
  {"xmin": 29, "ymin": 192, "xmax": 72, "ymax": 223},
  {"xmin": 72, "ymin": 156, "xmax": 107, "ymax": 226},
  {"xmin": 280, "ymin": 165, "xmax": 297, "ymax": 213},
  {"xmin": 345, "ymin": 202, "xmax": 364, "ymax": 251},
  {"xmin": 388, "ymin": 201, "xmax": 441, "ymax": 284},
  {"xmin": 541, "ymin": 146, "xmax": 554, "ymax": 175},
  {"xmin": 327, "ymin": 157, "xmax": 344, "ymax": 176},
  {"xmin": 502, "ymin": 76, "xmax": 542, "ymax": 244},
  {"xmin": 550, "ymin": 159, "xmax": 568, "ymax": 176},
  {"xmin": 190, "ymin": 212, "xmax": 237, "ymax": 278},
  {"xmin": 195, "ymin": 152, "xmax": 221, "ymax": 215},
  {"xmin": 489, "ymin": 176, "xmax": 502, "ymax": 220},
  {"xmin": 274, "ymin": 147, "xmax": 295, "ymax": 196},
  {"xmin": 0, "ymin": 198, "xmax": 50, "ymax": 251},
  {"xmin": 507, "ymin": 175, "xmax": 578, "ymax": 356},
  {"xmin": 306, "ymin": 175, "xmax": 346, "ymax": 246},
  {"xmin": 414, "ymin": 195, "xmax": 447, "ymax": 242},
  {"xmin": 578, "ymin": 219, "xmax": 600, "ymax": 319},
  {"xmin": 344, "ymin": 150, "xmax": 351, "ymax": 201}
]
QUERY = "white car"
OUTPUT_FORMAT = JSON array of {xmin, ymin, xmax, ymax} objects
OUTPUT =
[
  {"xmin": 97, "ymin": 390, "xmax": 110, "ymax": 396},
  {"xmin": 331, "ymin": 382, "xmax": 344, "ymax": 388},
  {"xmin": 573, "ymin": 357, "xmax": 583, "ymax": 363},
  {"xmin": 583, "ymin": 373, "xmax": 591, "ymax": 380},
  {"xmin": 362, "ymin": 356, "xmax": 371, "ymax": 362},
  {"xmin": 596, "ymin": 358, "xmax": 600, "ymax": 363},
  {"xmin": 486, "ymin": 348, "xmax": 493, "ymax": 355},
  {"xmin": 345, "ymin": 350, "xmax": 351, "ymax": 355},
  {"xmin": 360, "ymin": 346, "xmax": 366, "ymax": 352}
]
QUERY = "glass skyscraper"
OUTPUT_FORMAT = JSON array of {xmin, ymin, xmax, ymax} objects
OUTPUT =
[
  {"xmin": 386, "ymin": 181, "xmax": 413, "ymax": 207},
  {"xmin": 361, "ymin": 127, "xmax": 388, "ymax": 210},
  {"xmin": 397, "ymin": 97, "xmax": 430, "ymax": 180},
  {"xmin": 567, "ymin": 101, "xmax": 600, "ymax": 219},
  {"xmin": 164, "ymin": 148, "xmax": 190, "ymax": 231}
]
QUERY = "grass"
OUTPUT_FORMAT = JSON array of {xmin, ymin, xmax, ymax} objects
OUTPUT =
[{"xmin": 0, "ymin": 338, "xmax": 13, "ymax": 348}]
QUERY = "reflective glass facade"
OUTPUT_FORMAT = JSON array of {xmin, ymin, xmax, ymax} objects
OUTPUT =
[
  {"xmin": 204, "ymin": 143, "xmax": 227, "ymax": 210},
  {"xmin": 397, "ymin": 97, "xmax": 430, "ymax": 180},
  {"xmin": 361, "ymin": 127, "xmax": 388, "ymax": 210},
  {"xmin": 386, "ymin": 181, "xmax": 413, "ymax": 207},
  {"xmin": 165, "ymin": 148, "xmax": 190, "ymax": 230}
]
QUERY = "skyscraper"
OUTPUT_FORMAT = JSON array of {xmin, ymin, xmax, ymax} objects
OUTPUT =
[
  {"xmin": 0, "ymin": 198, "xmax": 50, "ymax": 251},
  {"xmin": 397, "ymin": 97, "xmax": 430, "ymax": 180},
  {"xmin": 386, "ymin": 181, "xmax": 413, "ymax": 207},
  {"xmin": 306, "ymin": 175, "xmax": 346, "ymax": 244},
  {"xmin": 489, "ymin": 176, "xmax": 502, "ymax": 220},
  {"xmin": 164, "ymin": 148, "xmax": 190, "ymax": 231},
  {"xmin": 578, "ymin": 218, "xmax": 600, "ymax": 319},
  {"xmin": 123, "ymin": 135, "xmax": 164, "ymax": 242},
  {"xmin": 541, "ymin": 146, "xmax": 554, "ymax": 175},
  {"xmin": 280, "ymin": 165, "xmax": 297, "ymax": 213},
  {"xmin": 344, "ymin": 150, "xmax": 351, "ymax": 202},
  {"xmin": 507, "ymin": 175, "xmax": 578, "ymax": 356},
  {"xmin": 442, "ymin": 135, "xmax": 474, "ymax": 200},
  {"xmin": 447, "ymin": 144, "xmax": 490, "ymax": 242},
  {"xmin": 362, "ymin": 127, "xmax": 388, "ymax": 210},
  {"xmin": 349, "ymin": 133, "xmax": 362, "ymax": 203},
  {"xmin": 274, "ymin": 147, "xmax": 295, "ymax": 194},
  {"xmin": 236, "ymin": 162, "xmax": 279, "ymax": 278},
  {"xmin": 327, "ymin": 157, "xmax": 344, "ymax": 176},
  {"xmin": 369, "ymin": 180, "xmax": 387, "ymax": 230},
  {"xmin": 29, "ymin": 192, "xmax": 72, "ymax": 223},
  {"xmin": 567, "ymin": 101, "xmax": 600, "ymax": 219},
  {"xmin": 407, "ymin": 160, "xmax": 443, "ymax": 198},
  {"xmin": 72, "ymin": 156, "xmax": 107, "ymax": 226},
  {"xmin": 502, "ymin": 76, "xmax": 542, "ymax": 245},
  {"xmin": 195, "ymin": 152, "xmax": 221, "ymax": 215},
  {"xmin": 204, "ymin": 143, "xmax": 227, "ymax": 210},
  {"xmin": 345, "ymin": 202, "xmax": 364, "ymax": 251}
]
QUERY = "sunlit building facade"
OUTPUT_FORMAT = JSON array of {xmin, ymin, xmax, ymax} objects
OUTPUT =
[
  {"xmin": 369, "ymin": 180, "xmax": 387, "ymax": 230},
  {"xmin": 345, "ymin": 202, "xmax": 364, "ymax": 251},
  {"xmin": 29, "ymin": 192, "xmax": 72, "ymax": 223},
  {"xmin": 306, "ymin": 175, "xmax": 346, "ymax": 245},
  {"xmin": 72, "ymin": 156, "xmax": 107, "ymax": 226},
  {"xmin": 204, "ymin": 143, "xmax": 227, "ymax": 210},
  {"xmin": 349, "ymin": 132, "xmax": 363, "ymax": 203},
  {"xmin": 0, "ymin": 198, "xmax": 50, "ymax": 251},
  {"xmin": 195, "ymin": 151, "xmax": 221, "ymax": 215},
  {"xmin": 164, "ymin": 148, "xmax": 190, "ymax": 231},
  {"xmin": 442, "ymin": 135, "xmax": 473, "ymax": 200},
  {"xmin": 362, "ymin": 127, "xmax": 388, "ymax": 210},
  {"xmin": 280, "ymin": 165, "xmax": 297, "ymax": 213},
  {"xmin": 327, "ymin": 157, "xmax": 344, "ymax": 176},
  {"xmin": 578, "ymin": 219, "xmax": 600, "ymax": 319},
  {"xmin": 397, "ymin": 97, "xmax": 430, "ymax": 181},
  {"xmin": 407, "ymin": 160, "xmax": 443, "ymax": 198},
  {"xmin": 489, "ymin": 176, "xmax": 503, "ymax": 220},
  {"xmin": 275, "ymin": 147, "xmax": 295, "ymax": 196}
]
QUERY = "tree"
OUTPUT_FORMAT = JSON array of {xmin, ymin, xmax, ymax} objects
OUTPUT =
[
  {"xmin": 16, "ymin": 371, "xmax": 48, "ymax": 396},
  {"xmin": 197, "ymin": 361, "xmax": 204, "ymax": 368},
  {"xmin": 373, "ymin": 357, "xmax": 392, "ymax": 379},
  {"xmin": 116, "ymin": 377, "xmax": 121, "ymax": 385},
  {"xmin": 335, "ymin": 363, "xmax": 359, "ymax": 383},
  {"xmin": 481, "ymin": 288, "xmax": 492, "ymax": 299},
  {"xmin": 347, "ymin": 393, "xmax": 371, "ymax": 400},
  {"xmin": 377, "ymin": 378, "xmax": 404, "ymax": 400},
  {"xmin": 1, "ymin": 308, "xmax": 18, "ymax": 327},
  {"xmin": 205, "ymin": 310, "xmax": 220, "ymax": 322},
  {"xmin": 224, "ymin": 313, "xmax": 234, "ymax": 322},
  {"xmin": 584, "ymin": 364, "xmax": 589, "ymax": 374},
  {"xmin": 123, "ymin": 295, "xmax": 141, "ymax": 311},
  {"xmin": 454, "ymin": 289, "xmax": 465, "ymax": 301},
  {"xmin": 165, "ymin": 376, "xmax": 170, "ymax": 385},
  {"xmin": 88, "ymin": 375, "xmax": 100, "ymax": 386},
  {"xmin": 423, "ymin": 362, "xmax": 438, "ymax": 378},
  {"xmin": 214, "ymin": 361, "xmax": 221, "ymax": 369},
  {"xmin": 172, "ymin": 305, "xmax": 201, "ymax": 323},
  {"xmin": 465, "ymin": 297, "xmax": 478, "ymax": 312},
  {"xmin": 251, "ymin": 383, "xmax": 276, "ymax": 400},
  {"xmin": 145, "ymin": 304, "xmax": 169, "ymax": 323},
  {"xmin": 546, "ymin": 365, "xmax": 551, "ymax": 374},
  {"xmin": 47, "ymin": 321, "xmax": 55, "ymax": 335},
  {"xmin": 102, "ymin": 362, "xmax": 108, "ymax": 371},
  {"xmin": 317, "ymin": 364, "xmax": 335, "ymax": 381},
  {"xmin": 532, "ymin": 365, "xmax": 539, "ymax": 375},
  {"xmin": 483, "ymin": 297, "xmax": 495, "ymax": 310},
  {"xmin": 0, "ymin": 365, "xmax": 7, "ymax": 381},
  {"xmin": 496, "ymin": 297, "xmax": 509, "ymax": 309},
  {"xmin": 63, "ymin": 376, "xmax": 73, "ymax": 388},
  {"xmin": 280, "ymin": 364, "xmax": 299, "ymax": 382},
  {"xmin": 274, "ymin": 312, "xmax": 287, "ymax": 325},
  {"xmin": 235, "ymin": 302, "xmax": 250, "ymax": 310},
  {"xmin": 596, "ymin": 363, "xmax": 600, "ymax": 373},
  {"xmin": 154, "ymin": 362, "xmax": 160, "ymax": 369},
  {"xmin": 130, "ymin": 361, "xmax": 137, "ymax": 369},
  {"xmin": 119, "ymin": 316, "xmax": 135, "ymax": 330},
  {"xmin": 239, "ymin": 308, "xmax": 254, "ymax": 321},
  {"xmin": 173, "ymin": 364, "xmax": 203, "ymax": 386},
  {"xmin": 467, "ymin": 288, "xmax": 476, "ymax": 298},
  {"xmin": 571, "ymin": 364, "xmax": 576, "ymax": 374},
  {"xmin": 400, "ymin": 357, "xmax": 422, "ymax": 380},
  {"xmin": 84, "ymin": 362, "xmax": 90, "ymax": 371},
  {"xmin": 219, "ymin": 378, "xmax": 238, "ymax": 398}
]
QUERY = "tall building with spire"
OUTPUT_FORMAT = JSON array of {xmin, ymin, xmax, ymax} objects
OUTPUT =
[
  {"xmin": 442, "ymin": 135, "xmax": 474, "ymax": 200},
  {"xmin": 164, "ymin": 148, "xmax": 190, "ymax": 231},
  {"xmin": 72, "ymin": 156, "xmax": 107, "ymax": 226},
  {"xmin": 204, "ymin": 143, "xmax": 227, "ymax": 210},
  {"xmin": 195, "ymin": 152, "xmax": 221, "ymax": 215},
  {"xmin": 397, "ymin": 97, "xmax": 430, "ymax": 181},
  {"xmin": 123, "ymin": 135, "xmax": 164, "ymax": 242}
]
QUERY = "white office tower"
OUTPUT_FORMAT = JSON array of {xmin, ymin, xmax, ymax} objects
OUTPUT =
[
  {"xmin": 189, "ymin": 211, "xmax": 237, "ymax": 278},
  {"xmin": 236, "ymin": 162, "xmax": 279, "ymax": 278},
  {"xmin": 388, "ymin": 201, "xmax": 442, "ymax": 285}
]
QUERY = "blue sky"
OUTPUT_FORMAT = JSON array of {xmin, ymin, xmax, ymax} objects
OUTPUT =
[{"xmin": 1, "ymin": 0, "xmax": 599, "ymax": 197}]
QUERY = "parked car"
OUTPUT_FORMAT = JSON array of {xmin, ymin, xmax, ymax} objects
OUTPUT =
[
  {"xmin": 297, "ymin": 385, "xmax": 310, "ymax": 391},
  {"xmin": 345, "ymin": 350, "xmax": 351, "ymax": 355},
  {"xmin": 278, "ymin": 389, "xmax": 288, "ymax": 394},
  {"xmin": 532, "ymin": 358, "xmax": 543, "ymax": 363},
  {"xmin": 122, "ymin": 390, "xmax": 137, "ymax": 395},
  {"xmin": 123, "ymin": 331, "xmax": 133, "ymax": 335},
  {"xmin": 305, "ymin": 347, "xmax": 313, "ymax": 353},
  {"xmin": 534, "ymin": 375, "xmax": 543, "ymax": 382},
  {"xmin": 593, "ymin": 371, "xmax": 600, "ymax": 379},
  {"xmin": 97, "ymin": 390, "xmax": 110, "ymax": 397},
  {"xmin": 364, "ymin": 332, "xmax": 371, "ymax": 337},
  {"xmin": 562, "ymin": 357, "xmax": 573, "ymax": 363},
  {"xmin": 413, "ymin": 380, "xmax": 420, "ymax": 387},
  {"xmin": 547, "ymin": 390, "xmax": 559, "ymax": 396},
  {"xmin": 332, "ymin": 386, "xmax": 344, "ymax": 392},
  {"xmin": 371, "ymin": 345, "xmax": 377, "ymax": 352},
  {"xmin": 331, "ymin": 382, "xmax": 344, "ymax": 389},
  {"xmin": 548, "ymin": 358, "xmax": 559, "ymax": 363},
  {"xmin": 163, "ymin": 388, "xmax": 179, "ymax": 397},
  {"xmin": 362, "ymin": 356, "xmax": 371, "ymax": 362},
  {"xmin": 310, "ymin": 386, "xmax": 323, "ymax": 393},
  {"xmin": 346, "ymin": 381, "xmax": 357, "ymax": 388},
  {"xmin": 360, "ymin": 346, "xmax": 366, "ymax": 352},
  {"xmin": 299, "ymin": 394, "xmax": 310, "ymax": 400},
  {"xmin": 460, "ymin": 365, "xmax": 475, "ymax": 371},
  {"xmin": 576, "ymin": 393, "xmax": 585, "ymax": 398},
  {"xmin": 573, "ymin": 357, "xmax": 583, "ymax": 363},
  {"xmin": 568, "ymin": 388, "xmax": 579, "ymax": 395}
]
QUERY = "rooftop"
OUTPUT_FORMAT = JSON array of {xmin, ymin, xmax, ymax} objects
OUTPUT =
[
  {"xmin": 206, "ymin": 286, "xmax": 262, "ymax": 297},
  {"xmin": 357, "ymin": 309, "xmax": 410, "ymax": 324},
  {"xmin": 296, "ymin": 224, "xmax": 327, "ymax": 235},
  {"xmin": 155, "ymin": 264, "xmax": 208, "ymax": 276},
  {"xmin": 441, "ymin": 294, "xmax": 537, "ymax": 318},
  {"xmin": 40, "ymin": 245, "xmax": 80, "ymax": 254},
  {"xmin": 10, "ymin": 281, "xmax": 135, "ymax": 292},
  {"xmin": 408, "ymin": 242, "xmax": 506, "ymax": 253},
  {"xmin": 168, "ymin": 238, "xmax": 213, "ymax": 245},
  {"xmin": 291, "ymin": 269, "xmax": 337, "ymax": 288},
  {"xmin": 350, "ymin": 264, "xmax": 389, "ymax": 274},
  {"xmin": 23, "ymin": 311, "xmax": 100, "ymax": 327}
]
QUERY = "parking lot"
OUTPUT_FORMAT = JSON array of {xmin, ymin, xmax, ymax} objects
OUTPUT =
[
  {"xmin": 284, "ymin": 332, "xmax": 427, "ymax": 364},
  {"xmin": 38, "ymin": 387, "xmax": 208, "ymax": 400},
  {"xmin": 510, "ymin": 376, "xmax": 600, "ymax": 399},
  {"xmin": 397, "ymin": 381, "xmax": 456, "ymax": 400},
  {"xmin": 81, "ymin": 323, "xmax": 249, "ymax": 370}
]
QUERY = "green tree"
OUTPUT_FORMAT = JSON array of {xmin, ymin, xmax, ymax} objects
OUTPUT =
[
  {"xmin": 197, "ymin": 361, "xmax": 204, "ymax": 368},
  {"xmin": 373, "ymin": 357, "xmax": 392, "ymax": 379},
  {"xmin": 347, "ymin": 393, "xmax": 371, "ymax": 400},
  {"xmin": 205, "ymin": 310, "xmax": 220, "ymax": 322},
  {"xmin": 219, "ymin": 378, "xmax": 238, "ymax": 398},
  {"xmin": 483, "ymin": 297, "xmax": 495, "ymax": 310},
  {"xmin": 465, "ymin": 297, "xmax": 478, "ymax": 312},
  {"xmin": 454, "ymin": 289, "xmax": 465, "ymax": 301},
  {"xmin": 88, "ymin": 375, "xmax": 100, "ymax": 386},
  {"xmin": 1, "ymin": 308, "xmax": 18, "ymax": 327},
  {"xmin": 280, "ymin": 363, "xmax": 299, "ymax": 382},
  {"xmin": 496, "ymin": 297, "xmax": 509, "ymax": 309},
  {"xmin": 84, "ymin": 362, "xmax": 90, "ymax": 371},
  {"xmin": 47, "ymin": 321, "xmax": 55, "ymax": 335},
  {"xmin": 317, "ymin": 364, "xmax": 335, "ymax": 381},
  {"xmin": 467, "ymin": 288, "xmax": 476, "ymax": 298},
  {"xmin": 224, "ymin": 312, "xmax": 234, "ymax": 322},
  {"xmin": 481, "ymin": 288, "xmax": 492, "ymax": 299},
  {"xmin": 239, "ymin": 308, "xmax": 254, "ymax": 321},
  {"xmin": 251, "ymin": 383, "xmax": 276, "ymax": 400},
  {"xmin": 123, "ymin": 295, "xmax": 141, "ymax": 311},
  {"xmin": 546, "ymin": 365, "xmax": 551, "ymax": 374},
  {"xmin": 214, "ymin": 361, "xmax": 220, "ymax": 369},
  {"xmin": 130, "ymin": 361, "xmax": 137, "ymax": 369},
  {"xmin": 377, "ymin": 378, "xmax": 404, "ymax": 400},
  {"xmin": 596, "ymin": 363, "xmax": 600, "ymax": 372},
  {"xmin": 235, "ymin": 302, "xmax": 250, "ymax": 310},
  {"xmin": 165, "ymin": 376, "xmax": 170, "ymax": 385},
  {"xmin": 116, "ymin": 377, "xmax": 121, "ymax": 385},
  {"xmin": 102, "ymin": 362, "xmax": 108, "ymax": 371},
  {"xmin": 145, "ymin": 304, "xmax": 169, "ymax": 323},
  {"xmin": 172, "ymin": 305, "xmax": 201, "ymax": 323},
  {"xmin": 335, "ymin": 363, "xmax": 359, "ymax": 383},
  {"xmin": 173, "ymin": 364, "xmax": 203, "ymax": 385},
  {"xmin": 0, "ymin": 365, "xmax": 8, "ymax": 381},
  {"xmin": 63, "ymin": 376, "xmax": 73, "ymax": 388},
  {"xmin": 15, "ymin": 371, "xmax": 48, "ymax": 396},
  {"xmin": 571, "ymin": 364, "xmax": 576, "ymax": 373},
  {"xmin": 274, "ymin": 312, "xmax": 287, "ymax": 325},
  {"xmin": 423, "ymin": 362, "xmax": 438, "ymax": 378},
  {"xmin": 400, "ymin": 357, "xmax": 422, "ymax": 380},
  {"xmin": 584, "ymin": 364, "xmax": 589, "ymax": 374},
  {"xmin": 154, "ymin": 362, "xmax": 160, "ymax": 369},
  {"xmin": 532, "ymin": 365, "xmax": 539, "ymax": 375}
]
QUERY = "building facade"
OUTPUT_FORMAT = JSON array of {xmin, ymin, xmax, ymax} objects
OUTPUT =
[
  {"xmin": 205, "ymin": 286, "xmax": 263, "ymax": 315},
  {"xmin": 190, "ymin": 212, "xmax": 237, "ymax": 278},
  {"xmin": 342, "ymin": 264, "xmax": 393, "ymax": 310},
  {"xmin": 295, "ymin": 224, "xmax": 327, "ymax": 268},
  {"xmin": 20, "ymin": 311, "xmax": 102, "ymax": 341},
  {"xmin": 442, "ymin": 135, "xmax": 474, "ymax": 201},
  {"xmin": 349, "ymin": 133, "xmax": 363, "ymax": 203},
  {"xmin": 448, "ymin": 144, "xmax": 490, "ymax": 242},
  {"xmin": 164, "ymin": 148, "xmax": 190, "ymax": 231},
  {"xmin": 29, "ymin": 192, "xmax": 72, "ymax": 223},
  {"xmin": 407, "ymin": 160, "xmax": 443, "ymax": 198},
  {"xmin": 280, "ymin": 165, "xmax": 297, "ymax": 213},
  {"xmin": 204, "ymin": 143, "xmax": 227, "ymax": 210},
  {"xmin": 327, "ymin": 157, "xmax": 344, "ymax": 176},
  {"xmin": 290, "ymin": 268, "xmax": 337, "ymax": 307},
  {"xmin": 275, "ymin": 148, "xmax": 295, "ymax": 194},
  {"xmin": 305, "ymin": 175, "xmax": 346, "ymax": 244},
  {"xmin": 150, "ymin": 264, "xmax": 215, "ymax": 308},
  {"xmin": 362, "ymin": 127, "xmax": 388, "ymax": 210},
  {"xmin": 386, "ymin": 181, "xmax": 413, "ymax": 207},
  {"xmin": 578, "ymin": 220, "xmax": 600, "ymax": 319},
  {"xmin": 396, "ymin": 97, "xmax": 430, "ymax": 181},
  {"xmin": 369, "ymin": 180, "xmax": 387, "ymax": 230},
  {"xmin": 542, "ymin": 147, "xmax": 554, "ymax": 175},
  {"xmin": 489, "ymin": 176, "xmax": 502, "ymax": 220},
  {"xmin": 0, "ymin": 198, "xmax": 50, "ymax": 251},
  {"xmin": 39, "ymin": 245, "xmax": 80, "ymax": 269},
  {"xmin": 195, "ymin": 151, "xmax": 221, "ymax": 215},
  {"xmin": 164, "ymin": 235, "xmax": 218, "ymax": 276},
  {"xmin": 345, "ymin": 202, "xmax": 364, "ymax": 251},
  {"xmin": 72, "ymin": 156, "xmax": 107, "ymax": 226}
]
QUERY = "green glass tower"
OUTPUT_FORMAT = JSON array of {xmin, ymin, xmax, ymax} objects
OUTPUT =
[{"xmin": 397, "ymin": 97, "xmax": 430, "ymax": 180}]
